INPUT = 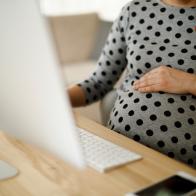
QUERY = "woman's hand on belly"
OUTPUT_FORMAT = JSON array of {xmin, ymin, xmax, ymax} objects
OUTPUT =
[{"xmin": 133, "ymin": 65, "xmax": 196, "ymax": 95}]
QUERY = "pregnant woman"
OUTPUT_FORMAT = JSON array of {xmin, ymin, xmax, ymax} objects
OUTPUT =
[{"xmin": 68, "ymin": 0, "xmax": 196, "ymax": 168}]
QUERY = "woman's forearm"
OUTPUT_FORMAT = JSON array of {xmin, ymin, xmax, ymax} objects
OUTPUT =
[{"xmin": 67, "ymin": 85, "xmax": 86, "ymax": 107}]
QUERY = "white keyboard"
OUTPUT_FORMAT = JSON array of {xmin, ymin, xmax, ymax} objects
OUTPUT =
[{"xmin": 78, "ymin": 128, "xmax": 142, "ymax": 173}]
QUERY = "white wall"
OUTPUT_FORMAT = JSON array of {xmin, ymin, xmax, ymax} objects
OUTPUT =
[{"xmin": 40, "ymin": 0, "xmax": 132, "ymax": 21}]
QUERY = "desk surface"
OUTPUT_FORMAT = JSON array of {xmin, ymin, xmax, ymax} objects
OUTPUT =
[{"xmin": 0, "ymin": 113, "xmax": 195, "ymax": 196}]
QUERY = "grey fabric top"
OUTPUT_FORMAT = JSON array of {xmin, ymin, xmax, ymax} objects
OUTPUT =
[{"xmin": 78, "ymin": 0, "xmax": 196, "ymax": 167}]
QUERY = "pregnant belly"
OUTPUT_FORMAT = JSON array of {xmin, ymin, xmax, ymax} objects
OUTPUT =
[{"xmin": 107, "ymin": 88, "xmax": 196, "ymax": 167}]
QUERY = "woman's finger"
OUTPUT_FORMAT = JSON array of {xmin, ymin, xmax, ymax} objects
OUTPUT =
[
  {"xmin": 134, "ymin": 77, "xmax": 159, "ymax": 89},
  {"xmin": 137, "ymin": 84, "xmax": 162, "ymax": 93}
]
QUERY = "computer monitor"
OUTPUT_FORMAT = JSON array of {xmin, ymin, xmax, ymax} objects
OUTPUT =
[{"xmin": 0, "ymin": 0, "xmax": 86, "ymax": 179}]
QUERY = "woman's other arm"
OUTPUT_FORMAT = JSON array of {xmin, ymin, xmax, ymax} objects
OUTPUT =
[{"xmin": 67, "ymin": 3, "xmax": 131, "ymax": 107}]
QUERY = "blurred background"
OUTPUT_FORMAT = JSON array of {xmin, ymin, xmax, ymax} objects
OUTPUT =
[{"xmin": 40, "ymin": 0, "xmax": 131, "ymax": 124}]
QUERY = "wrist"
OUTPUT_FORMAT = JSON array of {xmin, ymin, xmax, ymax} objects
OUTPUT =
[{"xmin": 186, "ymin": 74, "xmax": 196, "ymax": 95}]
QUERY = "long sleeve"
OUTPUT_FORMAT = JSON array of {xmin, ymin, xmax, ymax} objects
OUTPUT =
[{"xmin": 77, "ymin": 3, "xmax": 130, "ymax": 104}]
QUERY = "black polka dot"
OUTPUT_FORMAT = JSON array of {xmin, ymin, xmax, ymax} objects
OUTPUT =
[
  {"xmin": 112, "ymin": 70, "xmax": 117, "ymax": 75},
  {"xmin": 190, "ymin": 105, "xmax": 195, "ymax": 111},
  {"xmin": 120, "ymin": 27, "xmax": 124, "ymax": 33},
  {"xmin": 150, "ymin": 114, "xmax": 157, "ymax": 121},
  {"xmin": 118, "ymin": 48, "xmax": 123, "ymax": 54},
  {"xmin": 180, "ymin": 148, "xmax": 187, "ymax": 155},
  {"xmin": 136, "ymin": 119, "xmax": 143, "ymax": 126},
  {"xmin": 156, "ymin": 57, "xmax": 162, "ymax": 62},
  {"xmin": 154, "ymin": 101, "xmax": 161, "ymax": 107},
  {"xmin": 149, "ymin": 13, "xmax": 155, "ymax": 18},
  {"xmin": 164, "ymin": 39, "xmax": 170, "ymax": 43},
  {"xmin": 179, "ymin": 8, "xmax": 185, "ymax": 14},
  {"xmin": 134, "ymin": 2, "xmax": 140, "ymax": 5},
  {"xmin": 123, "ymin": 104, "xmax": 128, "ymax": 109},
  {"xmin": 134, "ymin": 98, "xmax": 140, "ymax": 103},
  {"xmin": 188, "ymin": 118, "xmax": 194, "ymax": 125},
  {"xmin": 164, "ymin": 111, "xmax": 171, "ymax": 117},
  {"xmin": 114, "ymin": 111, "xmax": 118, "ymax": 116},
  {"xmin": 160, "ymin": 125, "xmax": 168, "ymax": 132},
  {"xmin": 133, "ymin": 135, "xmax": 141, "ymax": 141},
  {"xmin": 129, "ymin": 25, "xmax": 134, "ymax": 30},
  {"xmin": 184, "ymin": 133, "xmax": 191, "ymax": 140},
  {"xmin": 181, "ymin": 49, "xmax": 187, "ymax": 54},
  {"xmin": 146, "ymin": 129, "xmax": 154, "ymax": 136},
  {"xmin": 178, "ymin": 107, "xmax": 185, "ymax": 113},
  {"xmin": 187, "ymin": 28, "xmax": 193, "ymax": 33},
  {"xmin": 147, "ymin": 50, "xmax": 153, "ymax": 55},
  {"xmin": 185, "ymin": 40, "xmax": 191, "ymax": 45},
  {"xmin": 136, "ymin": 30, "xmax": 141, "ymax": 35},
  {"xmin": 155, "ymin": 32, "xmax": 161, "ymax": 37},
  {"xmin": 118, "ymin": 117, "xmax": 123, "ymax": 123},
  {"xmin": 115, "ymin": 60, "xmax": 121, "ymax": 65},
  {"xmin": 166, "ymin": 26, "xmax": 172, "ymax": 31},
  {"xmin": 157, "ymin": 20, "xmax": 163, "ymax": 25},
  {"xmin": 157, "ymin": 140, "xmax": 165, "ymax": 148},
  {"xmin": 178, "ymin": 59, "xmax": 184, "ymax": 65},
  {"xmin": 137, "ymin": 69, "xmax": 143, "ymax": 74},
  {"xmin": 133, "ymin": 40, "xmax": 137, "ymax": 45},
  {"xmin": 191, "ymin": 55, "xmax": 196, "ymax": 60},
  {"xmin": 168, "ymin": 14, "xmax": 174, "ymax": 19},
  {"xmin": 188, "ymin": 15, "xmax": 194, "ymax": 20},
  {"xmin": 147, "ymin": 25, "xmax": 153, "ymax": 30},
  {"xmin": 168, "ymin": 152, "xmax": 175, "ymax": 158},
  {"xmin": 141, "ymin": 6, "xmax": 147, "ymax": 11},
  {"xmin": 139, "ymin": 44, "xmax": 145, "ymax": 49},
  {"xmin": 171, "ymin": 136, "xmax": 178, "ymax": 143},
  {"xmin": 180, "ymin": 96, "xmax": 187, "ymax": 101},
  {"xmin": 143, "ymin": 36, "xmax": 150, "ymax": 41},
  {"xmin": 160, "ymin": 7, "xmax": 166, "ymax": 12},
  {"xmin": 141, "ymin": 105, "xmax": 148, "ymax": 111},
  {"xmin": 128, "ymin": 110, "xmax": 134, "ymax": 116},
  {"xmin": 187, "ymin": 68, "xmax": 194, "ymax": 73},
  {"xmin": 193, "ymin": 145, "xmax": 196, "ymax": 151},
  {"xmin": 109, "ymin": 51, "xmax": 113, "ymax": 56},
  {"xmin": 146, "ymin": 93, "xmax": 152, "ymax": 98},
  {"xmin": 125, "ymin": 125, "xmax": 131, "ymax": 131},
  {"xmin": 152, "ymin": 3, "xmax": 158, "ymax": 6},
  {"xmin": 86, "ymin": 87, "xmax": 91, "ymax": 93},
  {"xmin": 175, "ymin": 121, "xmax": 182, "ymax": 128},
  {"xmin": 145, "ymin": 62, "xmax": 151, "ymax": 68},
  {"xmin": 168, "ymin": 52, "xmax": 175, "ymax": 57},
  {"xmin": 119, "ymin": 99, "xmax": 124, "ymax": 104},
  {"xmin": 168, "ymin": 98, "xmax": 174, "ymax": 103},
  {"xmin": 159, "ymin": 46, "xmax": 166, "ymax": 51},
  {"xmin": 128, "ymin": 92, "xmax": 133, "ymax": 97},
  {"xmin": 136, "ymin": 55, "xmax": 141, "ymax": 61},
  {"xmin": 101, "ymin": 71, "xmax": 106, "ymax": 76},
  {"xmin": 175, "ymin": 33, "xmax": 181, "ymax": 38},
  {"xmin": 131, "ymin": 12, "xmax": 137, "ymax": 17},
  {"xmin": 177, "ymin": 20, "xmax": 183, "ymax": 26},
  {"xmin": 188, "ymin": 159, "xmax": 193, "ymax": 165}
]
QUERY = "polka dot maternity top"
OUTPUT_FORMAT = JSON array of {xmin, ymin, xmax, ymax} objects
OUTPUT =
[{"xmin": 78, "ymin": 0, "xmax": 196, "ymax": 167}]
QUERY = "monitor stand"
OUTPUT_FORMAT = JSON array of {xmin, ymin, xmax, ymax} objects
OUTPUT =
[{"xmin": 0, "ymin": 160, "xmax": 18, "ymax": 180}]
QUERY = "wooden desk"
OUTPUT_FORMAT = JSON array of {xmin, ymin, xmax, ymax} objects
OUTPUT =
[{"xmin": 0, "ymin": 113, "xmax": 195, "ymax": 196}]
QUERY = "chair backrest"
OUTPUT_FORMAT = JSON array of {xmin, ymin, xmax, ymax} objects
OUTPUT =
[{"xmin": 49, "ymin": 13, "xmax": 99, "ymax": 64}]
